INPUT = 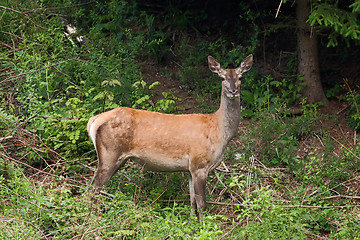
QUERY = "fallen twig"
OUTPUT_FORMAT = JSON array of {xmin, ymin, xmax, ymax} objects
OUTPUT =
[
  {"xmin": 0, "ymin": 136, "xmax": 13, "ymax": 142},
  {"xmin": 306, "ymin": 175, "xmax": 360, "ymax": 201},
  {"xmin": 0, "ymin": 5, "xmax": 23, "ymax": 14},
  {"xmin": 324, "ymin": 195, "xmax": 360, "ymax": 200},
  {"xmin": 331, "ymin": 136, "xmax": 360, "ymax": 161},
  {"xmin": 0, "ymin": 41, "xmax": 13, "ymax": 49},
  {"xmin": 207, "ymin": 201, "xmax": 360, "ymax": 209}
]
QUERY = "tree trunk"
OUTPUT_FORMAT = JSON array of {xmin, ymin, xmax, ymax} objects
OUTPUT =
[{"xmin": 297, "ymin": 0, "xmax": 329, "ymax": 105}]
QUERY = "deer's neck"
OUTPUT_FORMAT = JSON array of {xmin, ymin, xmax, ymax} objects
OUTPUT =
[{"xmin": 216, "ymin": 91, "xmax": 241, "ymax": 143}]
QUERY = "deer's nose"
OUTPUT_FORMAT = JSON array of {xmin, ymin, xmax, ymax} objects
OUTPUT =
[{"xmin": 229, "ymin": 89, "xmax": 238, "ymax": 96}]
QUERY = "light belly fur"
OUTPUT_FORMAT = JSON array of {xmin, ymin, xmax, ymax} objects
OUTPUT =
[{"xmin": 131, "ymin": 154, "xmax": 190, "ymax": 172}]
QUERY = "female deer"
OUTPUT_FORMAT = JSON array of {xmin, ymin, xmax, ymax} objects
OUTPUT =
[{"xmin": 87, "ymin": 55, "xmax": 253, "ymax": 216}]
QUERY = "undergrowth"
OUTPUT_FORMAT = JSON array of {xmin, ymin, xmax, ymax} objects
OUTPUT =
[{"xmin": 1, "ymin": 0, "xmax": 360, "ymax": 239}]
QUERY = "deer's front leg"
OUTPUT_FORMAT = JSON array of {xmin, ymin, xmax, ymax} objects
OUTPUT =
[
  {"xmin": 190, "ymin": 168, "xmax": 208, "ymax": 219},
  {"xmin": 189, "ymin": 175, "xmax": 196, "ymax": 209}
]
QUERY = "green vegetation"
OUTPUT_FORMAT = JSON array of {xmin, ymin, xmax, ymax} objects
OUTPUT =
[
  {"xmin": 1, "ymin": 0, "xmax": 359, "ymax": 239},
  {"xmin": 308, "ymin": 0, "xmax": 360, "ymax": 47}
]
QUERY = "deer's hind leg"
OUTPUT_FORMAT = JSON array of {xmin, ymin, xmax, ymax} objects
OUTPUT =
[{"xmin": 92, "ymin": 147, "xmax": 128, "ymax": 193}]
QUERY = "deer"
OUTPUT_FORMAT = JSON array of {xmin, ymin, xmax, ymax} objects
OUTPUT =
[{"xmin": 87, "ymin": 54, "xmax": 253, "ymax": 217}]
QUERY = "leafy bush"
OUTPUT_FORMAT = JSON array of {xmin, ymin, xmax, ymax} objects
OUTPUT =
[{"xmin": 131, "ymin": 80, "xmax": 181, "ymax": 113}]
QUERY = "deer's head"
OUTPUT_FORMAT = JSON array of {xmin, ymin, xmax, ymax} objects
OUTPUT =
[{"xmin": 208, "ymin": 55, "xmax": 253, "ymax": 99}]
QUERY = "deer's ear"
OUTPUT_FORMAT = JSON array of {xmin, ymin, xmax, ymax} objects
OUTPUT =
[
  {"xmin": 236, "ymin": 54, "xmax": 253, "ymax": 74},
  {"xmin": 208, "ymin": 56, "xmax": 224, "ymax": 76}
]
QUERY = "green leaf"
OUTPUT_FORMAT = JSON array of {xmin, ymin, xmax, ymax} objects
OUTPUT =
[
  {"xmin": 149, "ymin": 81, "xmax": 160, "ymax": 90},
  {"xmin": 93, "ymin": 91, "xmax": 105, "ymax": 102}
]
